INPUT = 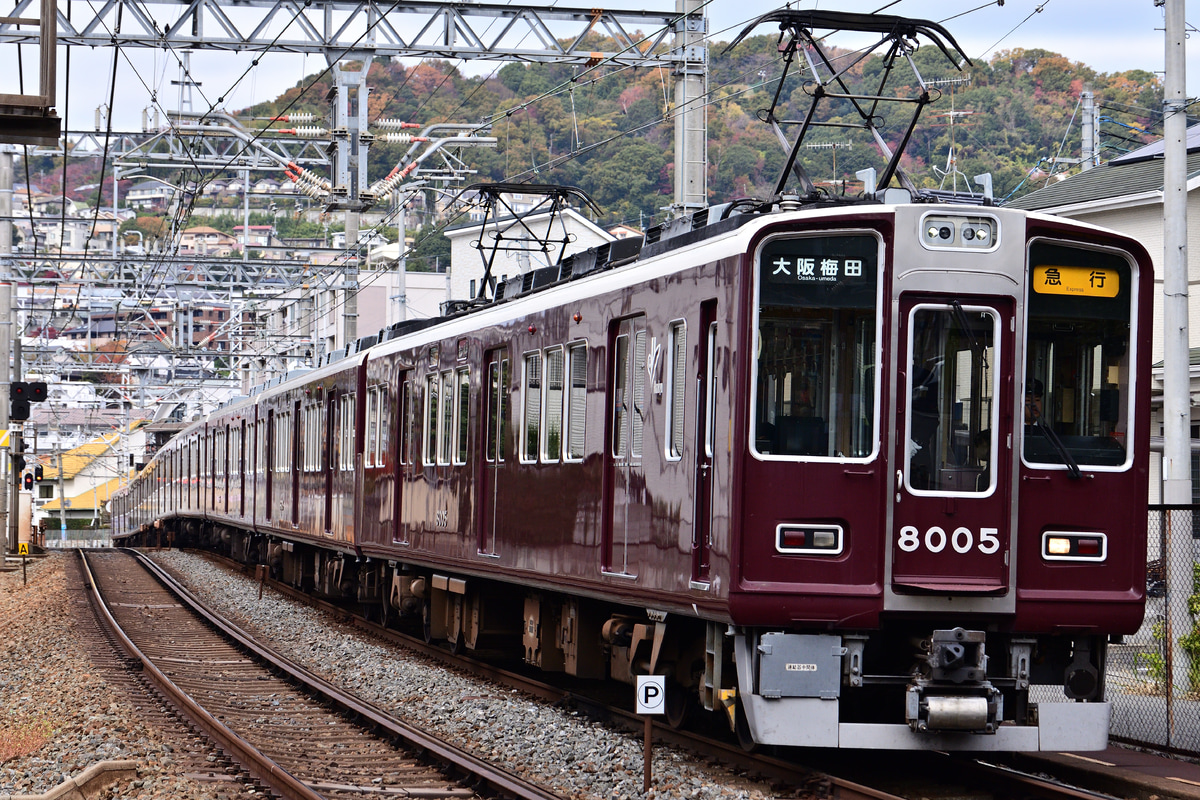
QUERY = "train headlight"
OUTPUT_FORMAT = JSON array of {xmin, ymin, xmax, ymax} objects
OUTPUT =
[
  {"xmin": 776, "ymin": 524, "xmax": 844, "ymax": 555},
  {"xmin": 920, "ymin": 214, "xmax": 999, "ymax": 251},
  {"xmin": 1041, "ymin": 531, "xmax": 1107, "ymax": 561}
]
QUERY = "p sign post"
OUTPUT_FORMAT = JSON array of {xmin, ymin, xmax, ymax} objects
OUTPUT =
[{"xmin": 636, "ymin": 676, "xmax": 665, "ymax": 792}]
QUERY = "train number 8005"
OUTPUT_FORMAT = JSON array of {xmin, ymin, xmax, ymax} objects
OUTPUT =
[{"xmin": 897, "ymin": 526, "xmax": 1000, "ymax": 555}]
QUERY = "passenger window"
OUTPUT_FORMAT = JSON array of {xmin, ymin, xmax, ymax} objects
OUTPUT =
[
  {"xmin": 365, "ymin": 388, "xmax": 378, "ymax": 467},
  {"xmin": 543, "ymin": 347, "xmax": 564, "ymax": 462},
  {"xmin": 455, "ymin": 368, "xmax": 469, "ymax": 465},
  {"xmin": 523, "ymin": 353, "xmax": 542, "ymax": 463},
  {"xmin": 565, "ymin": 343, "xmax": 587, "ymax": 461},
  {"xmin": 424, "ymin": 375, "xmax": 438, "ymax": 466}
]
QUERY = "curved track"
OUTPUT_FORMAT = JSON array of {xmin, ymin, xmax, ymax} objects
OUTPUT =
[
  {"xmin": 80, "ymin": 548, "xmax": 566, "ymax": 800},
  {"xmin": 174, "ymin": 551, "xmax": 1131, "ymax": 800}
]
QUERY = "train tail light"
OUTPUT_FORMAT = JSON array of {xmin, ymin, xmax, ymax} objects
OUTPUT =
[
  {"xmin": 1041, "ymin": 532, "xmax": 1107, "ymax": 562},
  {"xmin": 776, "ymin": 524, "xmax": 843, "ymax": 555}
]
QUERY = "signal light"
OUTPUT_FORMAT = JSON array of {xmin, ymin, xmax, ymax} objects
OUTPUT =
[
  {"xmin": 34, "ymin": 465, "xmax": 43, "ymax": 482},
  {"xmin": 10, "ymin": 380, "xmax": 47, "ymax": 421},
  {"xmin": 22, "ymin": 473, "xmax": 32, "ymax": 491},
  {"xmin": 12, "ymin": 454, "xmax": 24, "ymax": 472}
]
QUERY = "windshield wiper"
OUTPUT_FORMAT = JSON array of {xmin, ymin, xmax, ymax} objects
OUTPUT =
[{"xmin": 1030, "ymin": 415, "xmax": 1083, "ymax": 480}]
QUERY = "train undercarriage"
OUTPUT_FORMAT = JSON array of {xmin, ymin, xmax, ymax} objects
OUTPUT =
[{"xmin": 145, "ymin": 517, "xmax": 1111, "ymax": 751}]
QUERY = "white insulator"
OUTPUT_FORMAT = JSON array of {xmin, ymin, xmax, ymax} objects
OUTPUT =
[
  {"xmin": 295, "ymin": 170, "xmax": 324, "ymax": 187},
  {"xmin": 375, "ymin": 118, "xmax": 419, "ymax": 130},
  {"xmin": 287, "ymin": 112, "xmax": 316, "ymax": 124},
  {"xmin": 291, "ymin": 126, "xmax": 328, "ymax": 138},
  {"xmin": 379, "ymin": 132, "xmax": 417, "ymax": 144}
]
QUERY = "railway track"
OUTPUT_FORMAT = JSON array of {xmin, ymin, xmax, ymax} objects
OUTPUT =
[
  {"xmin": 80, "ymin": 548, "xmax": 567, "ymax": 800},
  {"xmin": 151, "ymin": 550, "xmax": 1139, "ymax": 800}
]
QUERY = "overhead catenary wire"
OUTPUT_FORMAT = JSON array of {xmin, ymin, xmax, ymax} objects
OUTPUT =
[{"xmin": 26, "ymin": 0, "xmax": 1028, "ymax": 381}]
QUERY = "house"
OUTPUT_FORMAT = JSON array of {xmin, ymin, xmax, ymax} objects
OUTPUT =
[
  {"xmin": 34, "ymin": 422, "xmax": 148, "ymax": 533},
  {"xmin": 180, "ymin": 225, "xmax": 238, "ymax": 257},
  {"xmin": 607, "ymin": 224, "xmax": 643, "ymax": 240},
  {"xmin": 125, "ymin": 180, "xmax": 177, "ymax": 211},
  {"xmin": 232, "ymin": 224, "xmax": 278, "ymax": 247}
]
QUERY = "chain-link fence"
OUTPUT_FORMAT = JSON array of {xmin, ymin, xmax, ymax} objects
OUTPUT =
[{"xmin": 1106, "ymin": 505, "xmax": 1200, "ymax": 755}]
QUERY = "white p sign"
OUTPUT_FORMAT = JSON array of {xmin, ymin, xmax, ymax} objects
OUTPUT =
[{"xmin": 636, "ymin": 675, "xmax": 666, "ymax": 715}]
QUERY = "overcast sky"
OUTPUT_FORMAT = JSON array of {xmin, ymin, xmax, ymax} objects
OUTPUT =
[{"xmin": 7, "ymin": 0, "xmax": 1190, "ymax": 140}]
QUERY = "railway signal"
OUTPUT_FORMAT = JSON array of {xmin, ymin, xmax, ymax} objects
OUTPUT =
[
  {"xmin": 22, "ymin": 472, "xmax": 32, "ymax": 491},
  {"xmin": 10, "ymin": 381, "xmax": 48, "ymax": 422}
]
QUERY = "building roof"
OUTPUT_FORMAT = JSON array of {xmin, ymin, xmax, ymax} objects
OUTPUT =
[
  {"xmin": 40, "ymin": 420, "xmax": 145, "ymax": 481},
  {"xmin": 183, "ymin": 226, "xmax": 228, "ymax": 235},
  {"xmin": 41, "ymin": 475, "xmax": 124, "ymax": 512},
  {"xmin": 1007, "ymin": 128, "xmax": 1200, "ymax": 212}
]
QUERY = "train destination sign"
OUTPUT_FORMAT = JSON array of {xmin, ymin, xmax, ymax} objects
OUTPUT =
[
  {"xmin": 1033, "ymin": 265, "xmax": 1119, "ymax": 298},
  {"xmin": 766, "ymin": 254, "xmax": 866, "ymax": 283}
]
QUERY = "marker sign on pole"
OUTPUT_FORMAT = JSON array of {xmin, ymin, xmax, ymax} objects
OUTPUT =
[{"xmin": 636, "ymin": 675, "xmax": 666, "ymax": 715}]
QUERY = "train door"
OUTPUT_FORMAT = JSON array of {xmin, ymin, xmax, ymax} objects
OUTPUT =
[
  {"xmin": 265, "ymin": 412, "xmax": 274, "ymax": 521},
  {"xmin": 692, "ymin": 302, "xmax": 718, "ymax": 585},
  {"xmin": 891, "ymin": 296, "xmax": 1013, "ymax": 594},
  {"xmin": 325, "ymin": 390, "xmax": 335, "ymax": 534},
  {"xmin": 394, "ymin": 371, "xmax": 413, "ymax": 545},
  {"xmin": 478, "ymin": 349, "xmax": 508, "ymax": 556},
  {"xmin": 292, "ymin": 400, "xmax": 301, "ymax": 526},
  {"xmin": 604, "ymin": 316, "xmax": 647, "ymax": 576},
  {"xmin": 239, "ymin": 421, "xmax": 247, "ymax": 518}
]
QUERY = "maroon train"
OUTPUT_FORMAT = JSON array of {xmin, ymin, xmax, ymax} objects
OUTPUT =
[{"xmin": 113, "ymin": 195, "xmax": 1152, "ymax": 750}]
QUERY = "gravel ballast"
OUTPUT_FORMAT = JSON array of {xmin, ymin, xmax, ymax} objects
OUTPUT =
[
  {"xmin": 0, "ymin": 553, "xmax": 256, "ymax": 800},
  {"xmin": 2, "ymin": 549, "xmax": 781, "ymax": 800}
]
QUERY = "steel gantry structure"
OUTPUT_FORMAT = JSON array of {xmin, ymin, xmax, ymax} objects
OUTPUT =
[
  {"xmin": 1, "ymin": 0, "xmax": 697, "ymax": 66},
  {"xmin": 0, "ymin": 0, "xmax": 709, "ymax": 550}
]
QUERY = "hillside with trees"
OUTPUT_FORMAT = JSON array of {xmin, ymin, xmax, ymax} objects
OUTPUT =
[
  {"xmin": 33, "ymin": 31, "xmax": 1168, "ymax": 233},
  {"xmin": 239, "ymin": 33, "xmax": 1169, "ymax": 228}
]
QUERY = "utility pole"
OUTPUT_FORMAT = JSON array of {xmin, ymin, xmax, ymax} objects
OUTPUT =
[
  {"xmin": 54, "ymin": 443, "xmax": 66, "ymax": 542},
  {"xmin": 0, "ymin": 145, "xmax": 11, "ymax": 555},
  {"xmin": 7, "ymin": 338, "xmax": 20, "ymax": 555},
  {"xmin": 1161, "ymin": 0, "xmax": 1193, "ymax": 716}
]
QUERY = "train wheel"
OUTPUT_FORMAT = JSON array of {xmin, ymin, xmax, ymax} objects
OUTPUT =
[
  {"xmin": 379, "ymin": 594, "xmax": 393, "ymax": 629},
  {"xmin": 664, "ymin": 681, "xmax": 694, "ymax": 730},
  {"xmin": 734, "ymin": 698, "xmax": 758, "ymax": 753}
]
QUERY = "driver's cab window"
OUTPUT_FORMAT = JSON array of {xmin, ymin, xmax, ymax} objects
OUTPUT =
[
  {"xmin": 753, "ymin": 233, "xmax": 880, "ymax": 460},
  {"xmin": 1024, "ymin": 242, "xmax": 1134, "ymax": 469}
]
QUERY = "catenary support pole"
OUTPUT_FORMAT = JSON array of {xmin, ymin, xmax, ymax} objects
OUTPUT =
[
  {"xmin": 1161, "ymin": 0, "xmax": 1193, "ymax": 718},
  {"xmin": 672, "ymin": 0, "xmax": 707, "ymax": 215}
]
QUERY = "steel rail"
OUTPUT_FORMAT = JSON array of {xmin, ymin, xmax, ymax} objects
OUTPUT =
[
  {"xmin": 124, "ymin": 548, "xmax": 568, "ymax": 800},
  {"xmin": 187, "ymin": 550, "xmax": 899, "ymax": 800},
  {"xmin": 78, "ymin": 549, "xmax": 326, "ymax": 800}
]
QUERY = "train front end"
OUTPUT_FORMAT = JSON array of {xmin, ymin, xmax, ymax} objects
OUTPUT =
[{"xmin": 728, "ymin": 203, "xmax": 1151, "ymax": 750}]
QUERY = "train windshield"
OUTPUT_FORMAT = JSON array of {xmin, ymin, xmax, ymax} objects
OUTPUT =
[
  {"xmin": 1024, "ymin": 242, "xmax": 1134, "ymax": 469},
  {"xmin": 753, "ymin": 234, "xmax": 880, "ymax": 459},
  {"xmin": 905, "ymin": 304, "xmax": 999, "ymax": 494}
]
